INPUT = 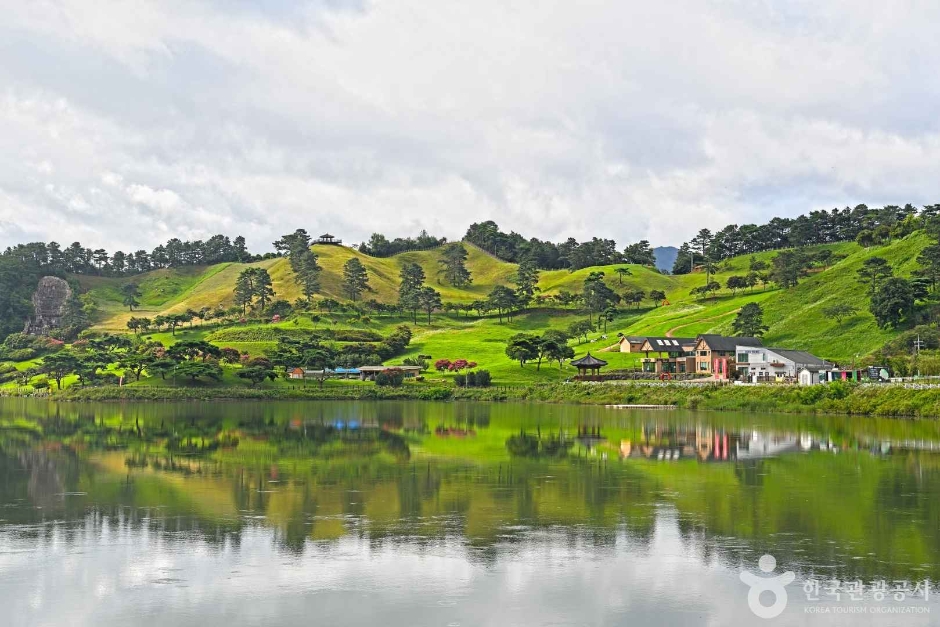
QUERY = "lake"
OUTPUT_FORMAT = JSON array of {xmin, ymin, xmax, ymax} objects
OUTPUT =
[{"xmin": 0, "ymin": 399, "xmax": 938, "ymax": 626}]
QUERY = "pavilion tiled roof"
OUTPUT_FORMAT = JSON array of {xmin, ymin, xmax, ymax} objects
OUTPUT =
[{"xmin": 570, "ymin": 353, "xmax": 608, "ymax": 367}]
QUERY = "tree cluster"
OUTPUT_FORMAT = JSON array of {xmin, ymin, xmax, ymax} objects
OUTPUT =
[
  {"xmin": 672, "ymin": 204, "xmax": 935, "ymax": 274},
  {"xmin": 357, "ymin": 230, "xmax": 447, "ymax": 257},
  {"xmin": 464, "ymin": 221, "xmax": 656, "ymax": 270},
  {"xmin": 4, "ymin": 235, "xmax": 257, "ymax": 278},
  {"xmin": 234, "ymin": 268, "xmax": 276, "ymax": 313}
]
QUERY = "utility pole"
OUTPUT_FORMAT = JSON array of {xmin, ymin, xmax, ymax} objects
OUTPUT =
[{"xmin": 914, "ymin": 334, "xmax": 925, "ymax": 378}]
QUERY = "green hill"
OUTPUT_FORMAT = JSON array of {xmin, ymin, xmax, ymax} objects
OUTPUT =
[{"xmin": 76, "ymin": 233, "xmax": 933, "ymax": 367}]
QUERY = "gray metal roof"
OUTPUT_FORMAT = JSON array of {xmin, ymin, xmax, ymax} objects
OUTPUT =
[
  {"xmin": 766, "ymin": 348, "xmax": 833, "ymax": 369},
  {"xmin": 699, "ymin": 334, "xmax": 763, "ymax": 351}
]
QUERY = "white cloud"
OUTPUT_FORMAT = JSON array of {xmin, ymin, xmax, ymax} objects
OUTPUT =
[{"xmin": 1, "ymin": 0, "xmax": 939, "ymax": 252}]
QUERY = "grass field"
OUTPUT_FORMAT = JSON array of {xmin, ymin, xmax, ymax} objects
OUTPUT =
[{"xmin": 42, "ymin": 231, "xmax": 932, "ymax": 391}]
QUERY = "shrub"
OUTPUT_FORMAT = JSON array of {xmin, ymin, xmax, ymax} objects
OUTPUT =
[
  {"xmin": 208, "ymin": 327, "xmax": 326, "ymax": 342},
  {"xmin": 2, "ymin": 333, "xmax": 34, "ymax": 350},
  {"xmin": 333, "ymin": 329, "xmax": 383, "ymax": 343},
  {"xmin": 454, "ymin": 369, "xmax": 491, "ymax": 387},
  {"xmin": 97, "ymin": 372, "xmax": 122, "ymax": 387},
  {"xmin": 5, "ymin": 348, "xmax": 36, "ymax": 362},
  {"xmin": 403, "ymin": 357, "xmax": 428, "ymax": 371},
  {"xmin": 375, "ymin": 368, "xmax": 406, "ymax": 387}
]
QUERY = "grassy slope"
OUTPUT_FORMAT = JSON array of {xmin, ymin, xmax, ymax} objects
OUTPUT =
[
  {"xmin": 71, "ymin": 235, "xmax": 932, "ymax": 378},
  {"xmin": 760, "ymin": 232, "xmax": 932, "ymax": 360}
]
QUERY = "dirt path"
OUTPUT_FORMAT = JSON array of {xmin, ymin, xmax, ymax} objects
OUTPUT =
[{"xmin": 665, "ymin": 308, "xmax": 741, "ymax": 337}]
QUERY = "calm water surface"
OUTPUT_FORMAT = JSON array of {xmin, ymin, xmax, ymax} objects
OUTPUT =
[{"xmin": 1, "ymin": 399, "xmax": 939, "ymax": 626}]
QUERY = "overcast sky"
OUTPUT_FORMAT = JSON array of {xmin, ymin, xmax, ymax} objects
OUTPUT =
[{"xmin": 1, "ymin": 0, "xmax": 939, "ymax": 253}]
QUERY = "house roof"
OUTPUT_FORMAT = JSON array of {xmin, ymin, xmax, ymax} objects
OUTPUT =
[
  {"xmin": 766, "ymin": 348, "xmax": 833, "ymax": 369},
  {"xmin": 640, "ymin": 337, "xmax": 696, "ymax": 350},
  {"xmin": 619, "ymin": 336, "xmax": 646, "ymax": 344},
  {"xmin": 571, "ymin": 353, "xmax": 608, "ymax": 367},
  {"xmin": 698, "ymin": 334, "xmax": 763, "ymax": 351}
]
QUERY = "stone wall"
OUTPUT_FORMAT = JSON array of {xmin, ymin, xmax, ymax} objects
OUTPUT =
[{"xmin": 23, "ymin": 276, "xmax": 72, "ymax": 336}]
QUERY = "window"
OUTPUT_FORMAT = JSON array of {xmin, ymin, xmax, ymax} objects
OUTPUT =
[
  {"xmin": 699, "ymin": 361, "xmax": 709, "ymax": 371},
  {"xmin": 737, "ymin": 353, "xmax": 749, "ymax": 363},
  {"xmin": 699, "ymin": 350, "xmax": 708, "ymax": 357}
]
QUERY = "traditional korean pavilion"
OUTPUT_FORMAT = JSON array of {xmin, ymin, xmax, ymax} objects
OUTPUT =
[{"xmin": 571, "ymin": 353, "xmax": 608, "ymax": 377}]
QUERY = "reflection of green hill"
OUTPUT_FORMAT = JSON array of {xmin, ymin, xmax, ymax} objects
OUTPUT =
[{"xmin": 1, "ymin": 398, "xmax": 939, "ymax": 581}]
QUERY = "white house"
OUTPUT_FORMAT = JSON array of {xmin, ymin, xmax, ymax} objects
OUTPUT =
[{"xmin": 735, "ymin": 346, "xmax": 834, "ymax": 384}]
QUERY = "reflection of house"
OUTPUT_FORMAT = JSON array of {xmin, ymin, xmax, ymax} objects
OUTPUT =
[
  {"xmin": 576, "ymin": 425, "xmax": 607, "ymax": 450},
  {"xmin": 735, "ymin": 346, "xmax": 834, "ymax": 384},
  {"xmin": 619, "ymin": 425, "xmax": 808, "ymax": 462},
  {"xmin": 695, "ymin": 335, "xmax": 763, "ymax": 379},
  {"xmin": 737, "ymin": 432, "xmax": 800, "ymax": 458},
  {"xmin": 618, "ymin": 426, "xmax": 740, "ymax": 462}
]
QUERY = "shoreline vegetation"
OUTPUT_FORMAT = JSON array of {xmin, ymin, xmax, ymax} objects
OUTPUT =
[{"xmin": 7, "ymin": 380, "xmax": 940, "ymax": 418}]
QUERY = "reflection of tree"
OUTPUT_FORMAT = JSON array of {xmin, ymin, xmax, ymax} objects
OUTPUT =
[
  {"xmin": 2, "ymin": 402, "xmax": 940, "ymax": 584},
  {"xmin": 506, "ymin": 432, "xmax": 573, "ymax": 459}
]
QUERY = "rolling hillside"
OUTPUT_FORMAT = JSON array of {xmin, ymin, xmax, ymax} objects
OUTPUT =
[{"xmin": 76, "ymin": 233, "xmax": 933, "ymax": 364}]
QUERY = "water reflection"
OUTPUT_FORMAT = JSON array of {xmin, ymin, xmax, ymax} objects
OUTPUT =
[{"xmin": 1, "ymin": 399, "xmax": 939, "ymax": 626}]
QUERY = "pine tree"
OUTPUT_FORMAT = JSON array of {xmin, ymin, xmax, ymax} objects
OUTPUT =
[
  {"xmin": 398, "ymin": 262, "xmax": 426, "ymax": 324},
  {"xmin": 514, "ymin": 257, "xmax": 540, "ymax": 309},
  {"xmin": 254, "ymin": 268, "xmax": 275, "ymax": 312},
  {"xmin": 342, "ymin": 257, "xmax": 370, "ymax": 301},
  {"xmin": 731, "ymin": 303, "xmax": 769, "ymax": 337},
  {"xmin": 417, "ymin": 286, "xmax": 442, "ymax": 324},
  {"xmin": 234, "ymin": 269, "xmax": 255, "ymax": 313},
  {"xmin": 294, "ymin": 250, "xmax": 321, "ymax": 302},
  {"xmin": 438, "ymin": 243, "xmax": 472, "ymax": 287},
  {"xmin": 121, "ymin": 283, "xmax": 141, "ymax": 311},
  {"xmin": 857, "ymin": 257, "xmax": 893, "ymax": 297}
]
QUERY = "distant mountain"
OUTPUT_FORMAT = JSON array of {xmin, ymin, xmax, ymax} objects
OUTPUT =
[{"xmin": 653, "ymin": 246, "xmax": 679, "ymax": 273}]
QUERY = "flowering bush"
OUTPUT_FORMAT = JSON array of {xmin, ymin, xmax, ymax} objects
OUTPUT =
[
  {"xmin": 435, "ymin": 359, "xmax": 451, "ymax": 372},
  {"xmin": 375, "ymin": 368, "xmax": 406, "ymax": 387}
]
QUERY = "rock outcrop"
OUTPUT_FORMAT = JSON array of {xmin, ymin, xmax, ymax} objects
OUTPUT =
[{"xmin": 23, "ymin": 276, "xmax": 72, "ymax": 336}]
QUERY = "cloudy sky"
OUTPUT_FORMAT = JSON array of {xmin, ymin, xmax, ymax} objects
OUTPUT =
[{"xmin": 1, "ymin": 0, "xmax": 939, "ymax": 253}]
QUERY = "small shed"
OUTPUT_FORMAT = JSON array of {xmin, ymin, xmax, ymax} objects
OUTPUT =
[
  {"xmin": 356, "ymin": 365, "xmax": 423, "ymax": 381},
  {"xmin": 798, "ymin": 368, "xmax": 823, "ymax": 386},
  {"xmin": 334, "ymin": 367, "xmax": 361, "ymax": 379},
  {"xmin": 571, "ymin": 353, "xmax": 608, "ymax": 377},
  {"xmin": 289, "ymin": 367, "xmax": 305, "ymax": 379}
]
